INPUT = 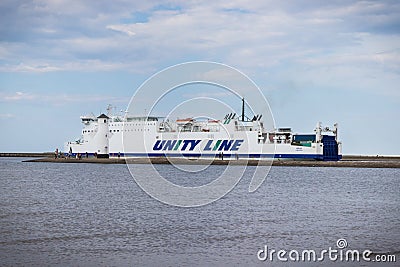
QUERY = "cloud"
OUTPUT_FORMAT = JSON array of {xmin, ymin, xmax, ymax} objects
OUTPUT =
[
  {"xmin": 0, "ymin": 63, "xmax": 62, "ymax": 73},
  {"xmin": 0, "ymin": 0, "xmax": 399, "ymax": 87},
  {"xmin": 182, "ymin": 91, "xmax": 231, "ymax": 99},
  {"xmin": 0, "ymin": 91, "xmax": 36, "ymax": 101},
  {"xmin": 0, "ymin": 113, "xmax": 16, "ymax": 119},
  {"xmin": 0, "ymin": 91, "xmax": 128, "ymax": 105},
  {"xmin": 0, "ymin": 1, "xmax": 399, "ymax": 155},
  {"xmin": 106, "ymin": 24, "xmax": 137, "ymax": 36}
]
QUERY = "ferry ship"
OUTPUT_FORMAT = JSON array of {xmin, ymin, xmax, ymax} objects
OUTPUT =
[{"xmin": 65, "ymin": 100, "xmax": 342, "ymax": 161}]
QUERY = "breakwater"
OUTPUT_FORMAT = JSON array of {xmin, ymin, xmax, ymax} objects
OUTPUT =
[
  {"xmin": 20, "ymin": 155, "xmax": 400, "ymax": 168},
  {"xmin": 0, "ymin": 152, "xmax": 53, "ymax": 157}
]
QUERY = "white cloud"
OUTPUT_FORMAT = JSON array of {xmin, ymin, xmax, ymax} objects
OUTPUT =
[
  {"xmin": 0, "ymin": 0, "xmax": 399, "ymax": 90},
  {"xmin": 10, "ymin": 63, "xmax": 61, "ymax": 72},
  {"xmin": 0, "ymin": 91, "xmax": 36, "ymax": 101},
  {"xmin": 0, "ymin": 0, "xmax": 399, "ymax": 154},
  {"xmin": 0, "ymin": 113, "xmax": 16, "ymax": 119},
  {"xmin": 0, "ymin": 92, "xmax": 128, "ymax": 105},
  {"xmin": 106, "ymin": 24, "xmax": 137, "ymax": 36}
]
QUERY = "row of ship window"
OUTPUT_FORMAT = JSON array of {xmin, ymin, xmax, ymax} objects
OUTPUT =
[
  {"xmin": 109, "ymin": 123, "xmax": 156, "ymax": 126},
  {"xmin": 109, "ymin": 129, "xmax": 150, "ymax": 132},
  {"xmin": 82, "ymin": 129, "xmax": 150, "ymax": 134}
]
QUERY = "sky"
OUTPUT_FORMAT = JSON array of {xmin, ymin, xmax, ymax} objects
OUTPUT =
[{"xmin": 0, "ymin": 0, "xmax": 399, "ymax": 155}]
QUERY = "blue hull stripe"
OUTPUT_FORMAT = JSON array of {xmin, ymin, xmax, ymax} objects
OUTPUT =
[
  {"xmin": 119, "ymin": 153, "xmax": 341, "ymax": 160},
  {"xmin": 65, "ymin": 152, "xmax": 342, "ymax": 161}
]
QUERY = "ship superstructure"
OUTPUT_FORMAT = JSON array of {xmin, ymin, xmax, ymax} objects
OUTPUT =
[{"xmin": 65, "ymin": 102, "xmax": 342, "ymax": 161}]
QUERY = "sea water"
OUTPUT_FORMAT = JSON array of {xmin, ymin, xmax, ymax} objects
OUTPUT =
[{"xmin": 0, "ymin": 157, "xmax": 399, "ymax": 266}]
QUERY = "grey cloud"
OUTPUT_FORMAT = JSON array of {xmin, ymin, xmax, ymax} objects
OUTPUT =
[{"xmin": 0, "ymin": 0, "xmax": 399, "ymax": 74}]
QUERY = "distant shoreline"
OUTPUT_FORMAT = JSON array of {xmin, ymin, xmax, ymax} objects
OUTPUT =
[
  {"xmin": 0, "ymin": 152, "xmax": 54, "ymax": 157},
  {"xmin": 1, "ymin": 153, "xmax": 398, "ymax": 168}
]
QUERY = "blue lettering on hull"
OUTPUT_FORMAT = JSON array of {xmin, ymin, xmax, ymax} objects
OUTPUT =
[{"xmin": 154, "ymin": 139, "xmax": 245, "ymax": 151}]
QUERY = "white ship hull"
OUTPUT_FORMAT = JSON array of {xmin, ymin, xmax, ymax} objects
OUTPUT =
[{"xmin": 65, "ymin": 107, "xmax": 342, "ymax": 161}]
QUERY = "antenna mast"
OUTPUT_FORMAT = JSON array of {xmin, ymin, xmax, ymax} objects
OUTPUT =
[
  {"xmin": 241, "ymin": 98, "xmax": 245, "ymax": 122},
  {"xmin": 106, "ymin": 104, "xmax": 113, "ymax": 116}
]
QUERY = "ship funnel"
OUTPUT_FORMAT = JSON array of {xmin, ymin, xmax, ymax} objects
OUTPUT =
[
  {"xmin": 334, "ymin": 123, "xmax": 338, "ymax": 141},
  {"xmin": 315, "ymin": 122, "xmax": 322, "ymax": 142}
]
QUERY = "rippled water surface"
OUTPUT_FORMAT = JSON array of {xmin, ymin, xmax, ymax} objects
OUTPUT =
[{"xmin": 0, "ymin": 157, "xmax": 399, "ymax": 266}]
